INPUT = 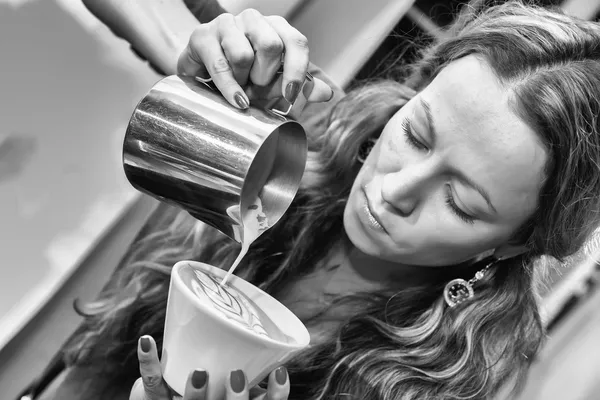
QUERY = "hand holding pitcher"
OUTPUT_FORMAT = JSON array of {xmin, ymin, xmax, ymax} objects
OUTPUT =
[{"xmin": 176, "ymin": 9, "xmax": 334, "ymax": 109}]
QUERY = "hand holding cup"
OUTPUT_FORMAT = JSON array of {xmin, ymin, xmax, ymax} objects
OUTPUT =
[
  {"xmin": 148, "ymin": 261, "xmax": 309, "ymax": 400},
  {"xmin": 129, "ymin": 335, "xmax": 290, "ymax": 400}
]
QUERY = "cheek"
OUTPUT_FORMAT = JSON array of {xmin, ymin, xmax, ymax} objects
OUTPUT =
[
  {"xmin": 425, "ymin": 226, "xmax": 512, "ymax": 264},
  {"xmin": 383, "ymin": 204, "xmax": 512, "ymax": 266}
]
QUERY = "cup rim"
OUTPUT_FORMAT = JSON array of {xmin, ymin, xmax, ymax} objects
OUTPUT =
[{"xmin": 171, "ymin": 260, "xmax": 310, "ymax": 349}]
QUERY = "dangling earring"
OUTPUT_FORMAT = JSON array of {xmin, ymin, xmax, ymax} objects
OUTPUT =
[
  {"xmin": 443, "ymin": 258, "xmax": 499, "ymax": 308},
  {"xmin": 357, "ymin": 137, "xmax": 377, "ymax": 164}
]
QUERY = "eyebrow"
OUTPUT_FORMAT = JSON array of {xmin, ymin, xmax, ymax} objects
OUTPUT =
[
  {"xmin": 420, "ymin": 98, "xmax": 437, "ymax": 147},
  {"xmin": 419, "ymin": 98, "xmax": 498, "ymax": 215}
]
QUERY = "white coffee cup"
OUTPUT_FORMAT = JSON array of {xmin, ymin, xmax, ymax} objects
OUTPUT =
[{"xmin": 162, "ymin": 261, "xmax": 311, "ymax": 399}]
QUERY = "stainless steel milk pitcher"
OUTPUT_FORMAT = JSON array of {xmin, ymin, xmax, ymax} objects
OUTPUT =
[{"xmin": 123, "ymin": 74, "xmax": 312, "ymax": 242}]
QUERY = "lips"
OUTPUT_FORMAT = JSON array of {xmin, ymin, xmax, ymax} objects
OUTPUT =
[{"xmin": 362, "ymin": 187, "xmax": 387, "ymax": 233}]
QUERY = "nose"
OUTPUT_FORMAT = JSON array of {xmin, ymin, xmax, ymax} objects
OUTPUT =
[{"xmin": 381, "ymin": 162, "xmax": 435, "ymax": 216}]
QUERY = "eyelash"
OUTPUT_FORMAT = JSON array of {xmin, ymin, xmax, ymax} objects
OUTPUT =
[
  {"xmin": 445, "ymin": 186, "xmax": 476, "ymax": 225},
  {"xmin": 401, "ymin": 119, "xmax": 428, "ymax": 151}
]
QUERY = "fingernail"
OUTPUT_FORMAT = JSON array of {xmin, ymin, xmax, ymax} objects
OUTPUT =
[
  {"xmin": 234, "ymin": 92, "xmax": 249, "ymax": 109},
  {"xmin": 192, "ymin": 369, "xmax": 207, "ymax": 389},
  {"xmin": 326, "ymin": 89, "xmax": 335, "ymax": 102},
  {"xmin": 230, "ymin": 370, "xmax": 245, "ymax": 393},
  {"xmin": 285, "ymin": 81, "xmax": 301, "ymax": 103},
  {"xmin": 275, "ymin": 366, "xmax": 287, "ymax": 385},
  {"xmin": 140, "ymin": 337, "xmax": 151, "ymax": 353}
]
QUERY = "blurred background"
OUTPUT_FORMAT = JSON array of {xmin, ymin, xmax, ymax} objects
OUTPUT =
[{"xmin": 0, "ymin": 0, "xmax": 599, "ymax": 399}]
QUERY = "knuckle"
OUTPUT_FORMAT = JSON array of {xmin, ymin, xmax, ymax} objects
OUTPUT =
[
  {"xmin": 240, "ymin": 8, "xmax": 262, "ymax": 19},
  {"xmin": 190, "ymin": 25, "xmax": 209, "ymax": 42},
  {"xmin": 137, "ymin": 354, "xmax": 152, "ymax": 365},
  {"xmin": 216, "ymin": 12, "xmax": 235, "ymax": 24},
  {"xmin": 189, "ymin": 29, "xmax": 209, "ymax": 54},
  {"xmin": 220, "ymin": 79, "xmax": 240, "ymax": 92},
  {"xmin": 266, "ymin": 15, "xmax": 287, "ymax": 25},
  {"xmin": 229, "ymin": 49, "xmax": 254, "ymax": 68},
  {"xmin": 256, "ymin": 38, "xmax": 284, "ymax": 56},
  {"xmin": 292, "ymin": 34, "xmax": 309, "ymax": 50},
  {"xmin": 141, "ymin": 373, "xmax": 162, "ymax": 390},
  {"xmin": 211, "ymin": 57, "xmax": 232, "ymax": 75}
]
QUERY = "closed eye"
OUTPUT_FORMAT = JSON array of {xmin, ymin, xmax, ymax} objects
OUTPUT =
[
  {"xmin": 401, "ymin": 118, "xmax": 428, "ymax": 151},
  {"xmin": 445, "ymin": 184, "xmax": 476, "ymax": 225}
]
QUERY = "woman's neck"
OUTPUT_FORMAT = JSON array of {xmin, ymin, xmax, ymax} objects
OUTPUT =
[{"xmin": 329, "ymin": 244, "xmax": 441, "ymax": 290}]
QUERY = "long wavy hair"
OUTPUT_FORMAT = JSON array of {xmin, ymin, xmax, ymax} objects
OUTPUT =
[{"xmin": 63, "ymin": 1, "xmax": 600, "ymax": 399}]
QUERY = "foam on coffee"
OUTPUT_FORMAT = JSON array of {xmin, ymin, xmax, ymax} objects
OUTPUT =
[
  {"xmin": 190, "ymin": 270, "xmax": 269, "ymax": 337},
  {"xmin": 188, "ymin": 267, "xmax": 290, "ymax": 341}
]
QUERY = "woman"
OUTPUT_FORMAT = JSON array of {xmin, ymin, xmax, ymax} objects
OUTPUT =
[{"xmin": 44, "ymin": 0, "xmax": 600, "ymax": 399}]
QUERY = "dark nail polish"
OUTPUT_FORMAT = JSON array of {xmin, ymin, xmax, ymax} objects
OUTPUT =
[
  {"xmin": 326, "ymin": 89, "xmax": 335, "ymax": 102},
  {"xmin": 192, "ymin": 369, "xmax": 207, "ymax": 389},
  {"xmin": 140, "ymin": 337, "xmax": 151, "ymax": 353},
  {"xmin": 275, "ymin": 366, "xmax": 287, "ymax": 385},
  {"xmin": 234, "ymin": 92, "xmax": 249, "ymax": 109},
  {"xmin": 285, "ymin": 81, "xmax": 301, "ymax": 103},
  {"xmin": 230, "ymin": 370, "xmax": 245, "ymax": 393}
]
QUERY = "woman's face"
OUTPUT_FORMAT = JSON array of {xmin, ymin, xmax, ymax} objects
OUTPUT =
[{"xmin": 344, "ymin": 55, "xmax": 548, "ymax": 266}]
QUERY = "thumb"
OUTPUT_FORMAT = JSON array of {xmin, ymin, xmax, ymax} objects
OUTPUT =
[
  {"xmin": 136, "ymin": 336, "xmax": 171, "ymax": 399},
  {"xmin": 129, "ymin": 378, "xmax": 148, "ymax": 400}
]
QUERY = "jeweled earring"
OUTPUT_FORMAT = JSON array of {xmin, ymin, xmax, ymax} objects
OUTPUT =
[
  {"xmin": 357, "ymin": 137, "xmax": 378, "ymax": 164},
  {"xmin": 443, "ymin": 258, "xmax": 499, "ymax": 308}
]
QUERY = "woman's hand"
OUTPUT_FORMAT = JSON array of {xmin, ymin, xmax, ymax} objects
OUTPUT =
[
  {"xmin": 129, "ymin": 335, "xmax": 290, "ymax": 400},
  {"xmin": 177, "ymin": 9, "xmax": 334, "ymax": 109}
]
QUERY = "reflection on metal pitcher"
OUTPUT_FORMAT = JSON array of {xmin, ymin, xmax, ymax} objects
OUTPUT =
[{"xmin": 123, "ymin": 75, "xmax": 310, "ymax": 242}]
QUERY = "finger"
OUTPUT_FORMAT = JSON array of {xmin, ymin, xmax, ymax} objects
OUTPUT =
[
  {"xmin": 184, "ymin": 25, "xmax": 250, "ymax": 110},
  {"xmin": 264, "ymin": 367, "xmax": 290, "ymax": 400},
  {"xmin": 306, "ymin": 77, "xmax": 335, "ymax": 103},
  {"xmin": 178, "ymin": 42, "xmax": 211, "ymax": 80},
  {"xmin": 244, "ymin": 76, "xmax": 333, "ymax": 103},
  {"xmin": 266, "ymin": 16, "xmax": 310, "ymax": 104},
  {"xmin": 243, "ymin": 75, "xmax": 283, "ymax": 101},
  {"xmin": 217, "ymin": 13, "xmax": 254, "ymax": 86},
  {"xmin": 226, "ymin": 369, "xmax": 249, "ymax": 400},
  {"xmin": 177, "ymin": 25, "xmax": 211, "ymax": 79},
  {"xmin": 137, "ymin": 335, "xmax": 170, "ymax": 399},
  {"xmin": 182, "ymin": 369, "xmax": 208, "ymax": 400},
  {"xmin": 238, "ymin": 9, "xmax": 285, "ymax": 86}
]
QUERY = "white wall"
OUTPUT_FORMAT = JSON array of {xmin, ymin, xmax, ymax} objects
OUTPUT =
[{"xmin": 218, "ymin": 0, "xmax": 303, "ymax": 17}]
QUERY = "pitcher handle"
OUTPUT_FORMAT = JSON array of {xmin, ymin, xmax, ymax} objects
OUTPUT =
[{"xmin": 193, "ymin": 67, "xmax": 315, "ymax": 120}]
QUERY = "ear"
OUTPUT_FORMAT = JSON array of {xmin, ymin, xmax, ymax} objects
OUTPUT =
[{"xmin": 493, "ymin": 243, "xmax": 529, "ymax": 260}]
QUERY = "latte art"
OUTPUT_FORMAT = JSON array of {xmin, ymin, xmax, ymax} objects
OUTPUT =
[{"xmin": 191, "ymin": 270, "xmax": 270, "ymax": 337}]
